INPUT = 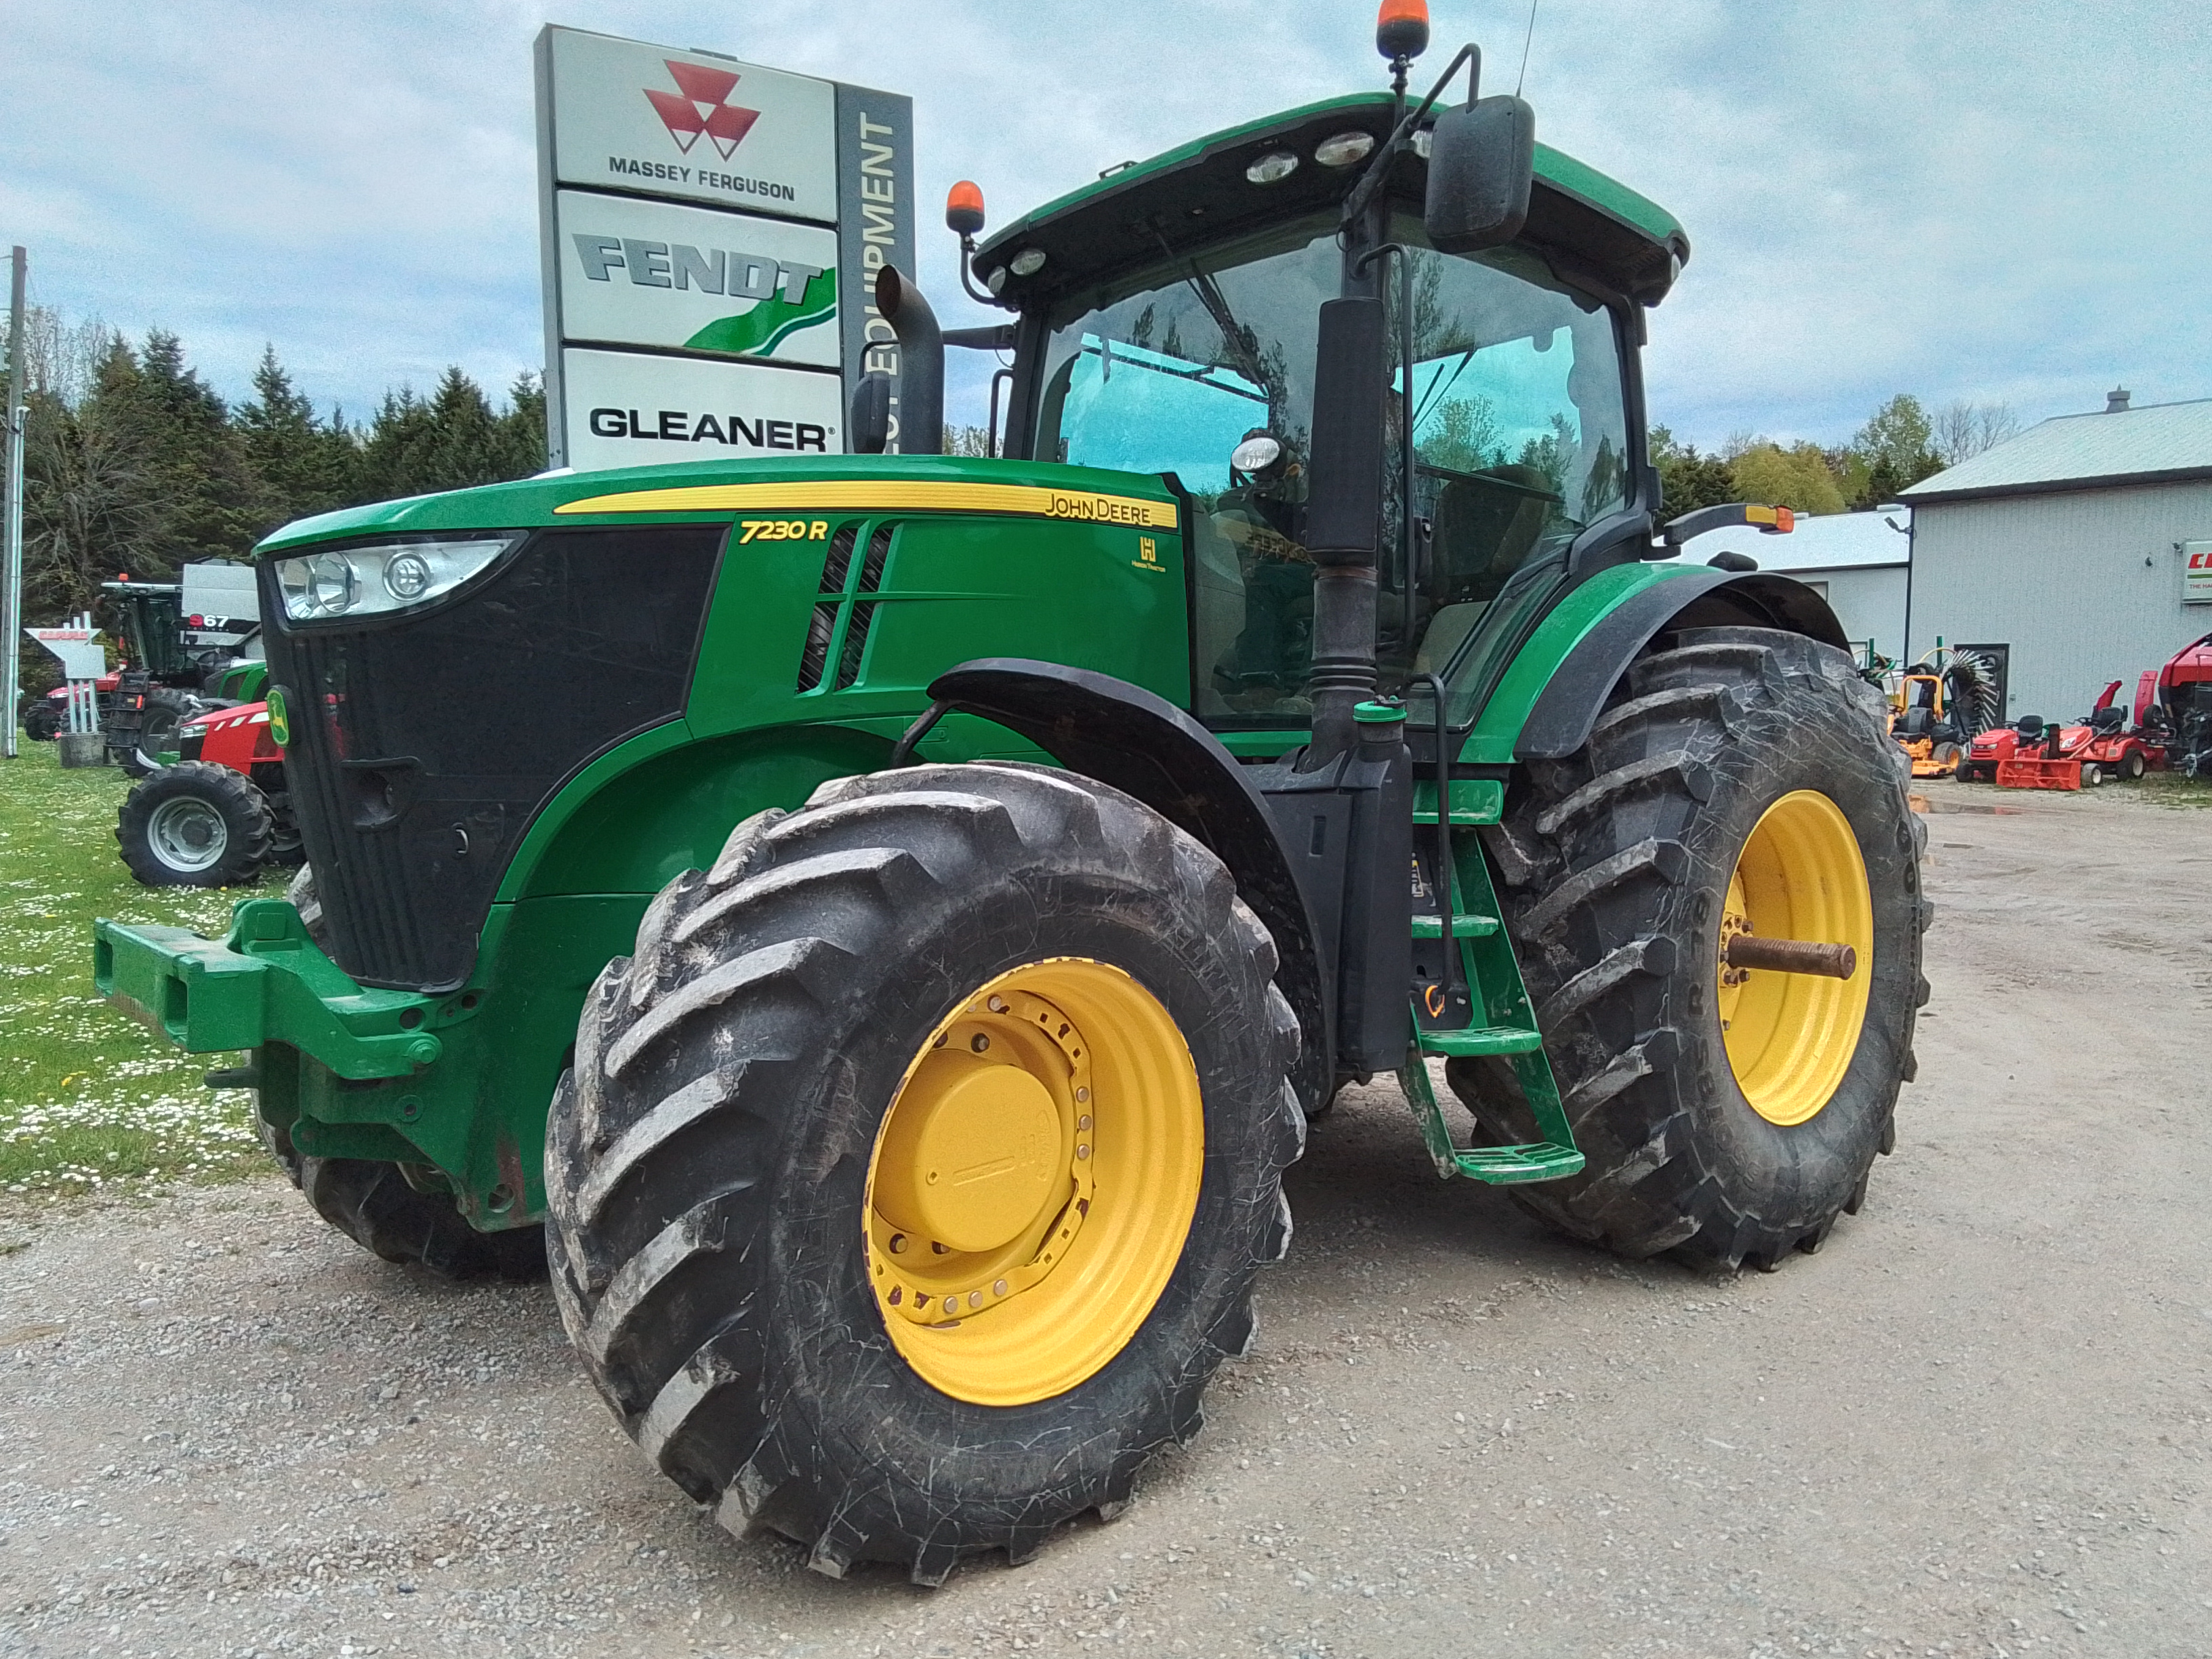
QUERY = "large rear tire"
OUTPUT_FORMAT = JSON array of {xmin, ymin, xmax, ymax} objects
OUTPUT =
[
  {"xmin": 1451, "ymin": 627, "xmax": 1929, "ymax": 1270},
  {"xmin": 546, "ymin": 762, "xmax": 1302, "ymax": 1583},
  {"xmin": 116, "ymin": 760, "xmax": 273, "ymax": 886}
]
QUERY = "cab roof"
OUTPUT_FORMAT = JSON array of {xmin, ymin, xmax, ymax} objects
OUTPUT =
[{"xmin": 972, "ymin": 91, "xmax": 1687, "ymax": 310}]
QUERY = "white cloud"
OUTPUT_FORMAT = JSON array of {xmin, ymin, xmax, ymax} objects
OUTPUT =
[{"xmin": 1, "ymin": 0, "xmax": 2203, "ymax": 444}]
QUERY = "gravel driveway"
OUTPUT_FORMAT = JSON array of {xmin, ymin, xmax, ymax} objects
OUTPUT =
[{"xmin": 3, "ymin": 786, "xmax": 2209, "ymax": 1658}]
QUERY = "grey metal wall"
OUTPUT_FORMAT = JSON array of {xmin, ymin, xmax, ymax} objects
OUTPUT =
[
  {"xmin": 1792, "ymin": 564, "xmax": 1907, "ymax": 667},
  {"xmin": 1906, "ymin": 480, "xmax": 2212, "ymax": 719}
]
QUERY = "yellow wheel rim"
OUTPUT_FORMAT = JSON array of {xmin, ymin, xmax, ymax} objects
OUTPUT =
[
  {"xmin": 1717, "ymin": 790, "xmax": 1875, "ymax": 1127},
  {"xmin": 864, "ymin": 958, "xmax": 1204, "ymax": 1407}
]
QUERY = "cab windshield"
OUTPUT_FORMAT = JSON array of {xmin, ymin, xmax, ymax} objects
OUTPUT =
[{"xmin": 1033, "ymin": 212, "xmax": 1631, "ymax": 725}]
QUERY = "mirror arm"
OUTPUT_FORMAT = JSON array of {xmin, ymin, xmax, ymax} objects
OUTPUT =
[{"xmin": 1341, "ymin": 42, "xmax": 1482, "ymax": 232}]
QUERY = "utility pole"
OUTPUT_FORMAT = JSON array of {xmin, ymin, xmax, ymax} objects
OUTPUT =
[{"xmin": 2, "ymin": 246, "xmax": 26, "ymax": 760}]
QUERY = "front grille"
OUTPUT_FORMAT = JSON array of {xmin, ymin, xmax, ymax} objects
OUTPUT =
[{"xmin": 266, "ymin": 526, "xmax": 724, "ymax": 990}]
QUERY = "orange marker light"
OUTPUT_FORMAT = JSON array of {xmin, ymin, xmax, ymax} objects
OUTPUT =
[
  {"xmin": 1376, "ymin": 0, "xmax": 1430, "ymax": 61},
  {"xmin": 945, "ymin": 180, "xmax": 986, "ymax": 238}
]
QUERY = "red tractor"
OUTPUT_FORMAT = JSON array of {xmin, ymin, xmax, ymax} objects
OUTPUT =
[
  {"xmin": 1961, "ymin": 679, "xmax": 2164, "ymax": 789},
  {"xmin": 2142, "ymin": 632, "xmax": 2212, "ymax": 777},
  {"xmin": 115, "ymin": 701, "xmax": 300, "ymax": 886}
]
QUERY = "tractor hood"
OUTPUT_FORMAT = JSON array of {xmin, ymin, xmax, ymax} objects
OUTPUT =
[{"xmin": 971, "ymin": 91, "xmax": 1688, "ymax": 312}]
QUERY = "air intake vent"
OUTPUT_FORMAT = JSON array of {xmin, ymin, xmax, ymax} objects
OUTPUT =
[
  {"xmin": 834, "ymin": 525, "xmax": 897, "ymax": 689},
  {"xmin": 796, "ymin": 525, "xmax": 860, "ymax": 692}
]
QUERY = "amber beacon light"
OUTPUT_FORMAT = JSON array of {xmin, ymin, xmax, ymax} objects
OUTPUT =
[
  {"xmin": 1376, "ymin": 0, "xmax": 1431, "ymax": 64},
  {"xmin": 945, "ymin": 180, "xmax": 987, "ymax": 237}
]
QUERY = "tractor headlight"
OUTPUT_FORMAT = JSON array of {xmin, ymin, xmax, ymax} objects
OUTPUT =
[{"xmin": 274, "ymin": 534, "xmax": 522, "ymax": 622}]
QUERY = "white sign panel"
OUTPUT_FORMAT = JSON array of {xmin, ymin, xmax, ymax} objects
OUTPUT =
[
  {"xmin": 559, "ymin": 348, "xmax": 843, "ymax": 473},
  {"xmin": 544, "ymin": 29, "xmax": 838, "ymax": 222},
  {"xmin": 554, "ymin": 190, "xmax": 841, "ymax": 369},
  {"xmin": 537, "ymin": 26, "xmax": 912, "ymax": 467},
  {"xmin": 2185, "ymin": 539, "xmax": 2212, "ymax": 605},
  {"xmin": 26, "ymin": 628, "xmax": 106, "ymax": 681}
]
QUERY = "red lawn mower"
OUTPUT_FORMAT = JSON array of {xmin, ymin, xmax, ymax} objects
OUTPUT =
[
  {"xmin": 115, "ymin": 701, "xmax": 301, "ymax": 886},
  {"xmin": 1961, "ymin": 679, "xmax": 2167, "ymax": 790}
]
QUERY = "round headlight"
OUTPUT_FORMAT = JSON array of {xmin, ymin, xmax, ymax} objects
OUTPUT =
[
  {"xmin": 384, "ymin": 551, "xmax": 433, "ymax": 601},
  {"xmin": 985, "ymin": 266, "xmax": 1008, "ymax": 295},
  {"xmin": 1314, "ymin": 131, "xmax": 1375, "ymax": 168},
  {"xmin": 1244, "ymin": 150, "xmax": 1299, "ymax": 186},
  {"xmin": 305, "ymin": 554, "xmax": 357, "ymax": 616},
  {"xmin": 1010, "ymin": 247, "xmax": 1048, "ymax": 277}
]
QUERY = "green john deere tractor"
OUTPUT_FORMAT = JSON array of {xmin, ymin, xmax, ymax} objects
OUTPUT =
[{"xmin": 94, "ymin": 16, "xmax": 1926, "ymax": 1584}]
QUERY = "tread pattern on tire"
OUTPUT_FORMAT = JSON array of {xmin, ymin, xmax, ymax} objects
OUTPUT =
[
  {"xmin": 546, "ymin": 761, "xmax": 1303, "ymax": 1584},
  {"xmin": 1454, "ymin": 627, "xmax": 1931, "ymax": 1270}
]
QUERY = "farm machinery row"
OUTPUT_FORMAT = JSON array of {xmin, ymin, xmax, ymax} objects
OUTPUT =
[
  {"xmin": 1887, "ymin": 635, "xmax": 2212, "ymax": 790},
  {"xmin": 1959, "ymin": 636, "xmax": 2212, "ymax": 790},
  {"xmin": 14, "ymin": 561, "xmax": 303, "ymax": 885}
]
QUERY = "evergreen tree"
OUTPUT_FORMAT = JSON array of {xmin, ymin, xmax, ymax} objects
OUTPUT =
[
  {"xmin": 93, "ymin": 330, "xmax": 263, "ymax": 573},
  {"xmin": 1650, "ymin": 425, "xmax": 1738, "ymax": 516},
  {"xmin": 489, "ymin": 371, "xmax": 548, "ymax": 480},
  {"xmin": 234, "ymin": 345, "xmax": 359, "ymax": 531}
]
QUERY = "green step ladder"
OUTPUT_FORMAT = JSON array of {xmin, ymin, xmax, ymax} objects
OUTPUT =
[{"xmin": 1399, "ymin": 778, "xmax": 1584, "ymax": 1186}]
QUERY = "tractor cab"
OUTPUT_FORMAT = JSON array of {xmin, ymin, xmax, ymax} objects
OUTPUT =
[{"xmin": 956, "ymin": 88, "xmax": 1689, "ymax": 743}]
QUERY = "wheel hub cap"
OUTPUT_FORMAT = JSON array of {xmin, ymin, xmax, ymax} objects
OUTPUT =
[
  {"xmin": 865, "ymin": 958, "xmax": 1203, "ymax": 1407},
  {"xmin": 1717, "ymin": 790, "xmax": 1875, "ymax": 1128}
]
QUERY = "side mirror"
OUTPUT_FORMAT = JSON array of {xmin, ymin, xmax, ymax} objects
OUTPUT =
[
  {"xmin": 1423, "ymin": 94, "xmax": 1534, "ymax": 253},
  {"xmin": 851, "ymin": 372, "xmax": 893, "ymax": 455}
]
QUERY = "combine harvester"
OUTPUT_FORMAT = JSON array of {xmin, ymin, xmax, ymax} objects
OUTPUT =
[{"xmin": 92, "ymin": 4, "xmax": 1927, "ymax": 1582}]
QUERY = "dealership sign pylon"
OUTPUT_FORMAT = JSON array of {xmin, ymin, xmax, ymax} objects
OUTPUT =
[{"xmin": 535, "ymin": 26, "xmax": 914, "ymax": 468}]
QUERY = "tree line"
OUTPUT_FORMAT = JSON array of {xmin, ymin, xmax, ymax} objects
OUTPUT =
[
  {"xmin": 6, "ymin": 309, "xmax": 544, "ymax": 630},
  {"xmin": 1654, "ymin": 392, "xmax": 2023, "ymax": 519}
]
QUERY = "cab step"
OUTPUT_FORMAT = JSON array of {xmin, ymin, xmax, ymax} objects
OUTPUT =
[
  {"xmin": 1414, "ymin": 1024, "xmax": 1541, "ymax": 1057},
  {"xmin": 1397, "ymin": 1046, "xmax": 1583, "ymax": 1185},
  {"xmin": 1409, "ymin": 912, "xmax": 1500, "ymax": 939}
]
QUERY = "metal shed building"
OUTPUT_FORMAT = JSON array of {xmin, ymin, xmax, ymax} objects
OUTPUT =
[{"xmin": 1900, "ymin": 394, "xmax": 2212, "ymax": 723}]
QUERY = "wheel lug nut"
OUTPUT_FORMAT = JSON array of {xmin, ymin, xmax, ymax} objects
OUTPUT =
[
  {"xmin": 971, "ymin": 1033, "xmax": 990, "ymax": 1053},
  {"xmin": 994, "ymin": 1278, "xmax": 1008, "ymax": 1296},
  {"xmin": 987, "ymin": 996, "xmax": 1008, "ymax": 1013},
  {"xmin": 1078, "ymin": 1114, "xmax": 1092, "ymax": 1131},
  {"xmin": 932, "ymin": 1240, "xmax": 949, "ymax": 1254},
  {"xmin": 1075, "ymin": 1087, "xmax": 1089, "ymax": 1103},
  {"xmin": 1076, "ymin": 1144, "xmax": 1091, "ymax": 1160},
  {"xmin": 889, "ymin": 1233, "xmax": 907, "ymax": 1254},
  {"xmin": 968, "ymin": 1291, "xmax": 983, "ymax": 1308}
]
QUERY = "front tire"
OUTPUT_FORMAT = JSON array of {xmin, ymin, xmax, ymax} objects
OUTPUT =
[
  {"xmin": 1453, "ymin": 627, "xmax": 1929, "ymax": 1270},
  {"xmin": 116, "ymin": 761, "xmax": 273, "ymax": 886},
  {"xmin": 251, "ymin": 869, "xmax": 548, "ymax": 1282},
  {"xmin": 546, "ymin": 762, "xmax": 1302, "ymax": 1583}
]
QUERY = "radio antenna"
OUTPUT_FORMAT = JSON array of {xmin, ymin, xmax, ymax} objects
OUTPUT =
[{"xmin": 1515, "ymin": 0, "xmax": 1540, "ymax": 96}]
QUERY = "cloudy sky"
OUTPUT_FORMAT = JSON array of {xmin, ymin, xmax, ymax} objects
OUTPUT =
[{"xmin": 3, "ymin": 0, "xmax": 2205, "ymax": 449}]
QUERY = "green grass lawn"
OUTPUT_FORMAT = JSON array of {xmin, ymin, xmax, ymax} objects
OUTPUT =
[{"xmin": 0, "ymin": 733, "xmax": 274, "ymax": 1197}]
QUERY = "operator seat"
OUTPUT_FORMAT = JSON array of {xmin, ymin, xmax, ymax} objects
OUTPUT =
[{"xmin": 1429, "ymin": 465, "xmax": 1555, "ymax": 605}]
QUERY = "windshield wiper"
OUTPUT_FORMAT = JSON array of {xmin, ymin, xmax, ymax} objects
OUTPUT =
[{"xmin": 1147, "ymin": 224, "xmax": 1279, "ymax": 413}]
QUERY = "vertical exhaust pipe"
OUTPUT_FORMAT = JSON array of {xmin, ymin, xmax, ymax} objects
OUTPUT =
[
  {"xmin": 1301, "ymin": 295, "xmax": 1389, "ymax": 769},
  {"xmin": 875, "ymin": 266, "xmax": 943, "ymax": 456}
]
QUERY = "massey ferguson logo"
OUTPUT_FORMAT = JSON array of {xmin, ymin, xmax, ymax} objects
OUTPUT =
[{"xmin": 643, "ymin": 60, "xmax": 759, "ymax": 159}]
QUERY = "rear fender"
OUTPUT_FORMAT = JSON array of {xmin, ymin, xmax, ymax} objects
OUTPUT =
[
  {"xmin": 911, "ymin": 658, "xmax": 1331, "ymax": 1105},
  {"xmin": 1513, "ymin": 570, "xmax": 1849, "ymax": 760}
]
